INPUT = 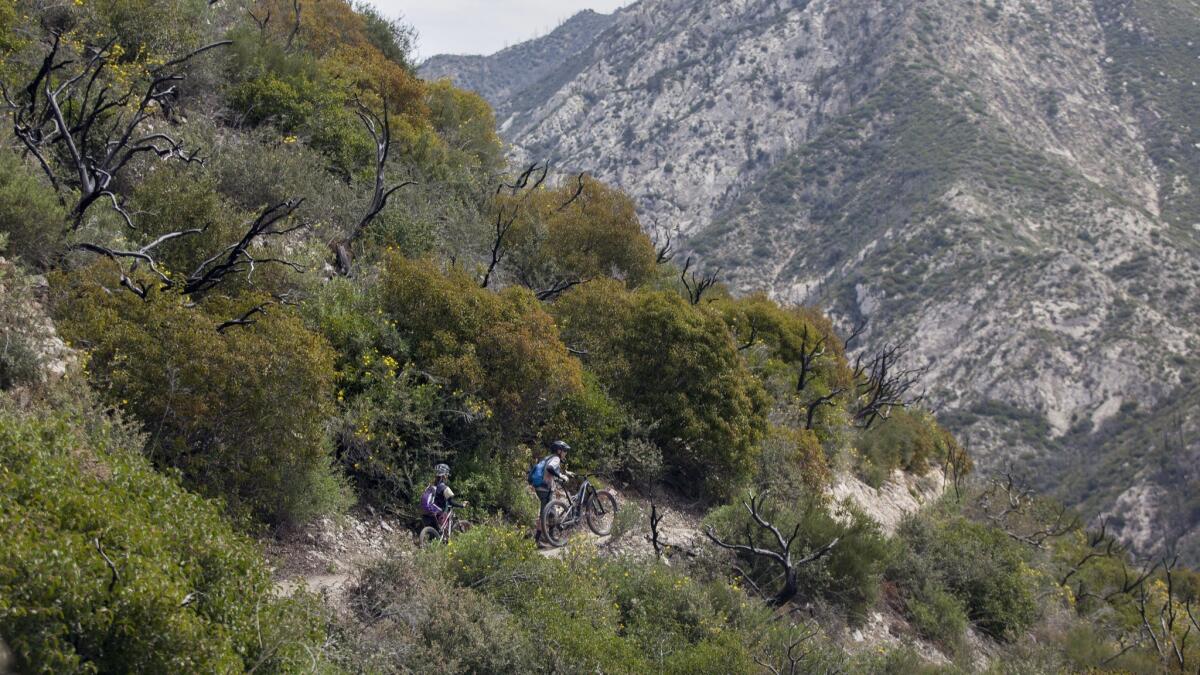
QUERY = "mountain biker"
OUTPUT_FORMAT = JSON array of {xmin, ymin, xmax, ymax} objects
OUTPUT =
[
  {"xmin": 532, "ymin": 440, "xmax": 574, "ymax": 545},
  {"xmin": 420, "ymin": 463, "xmax": 466, "ymax": 532}
]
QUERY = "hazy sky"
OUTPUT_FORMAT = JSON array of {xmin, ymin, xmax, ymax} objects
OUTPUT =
[{"xmin": 368, "ymin": 0, "xmax": 634, "ymax": 61}]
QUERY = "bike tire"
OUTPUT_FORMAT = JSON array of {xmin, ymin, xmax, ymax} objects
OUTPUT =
[
  {"xmin": 452, "ymin": 519, "xmax": 472, "ymax": 535},
  {"xmin": 542, "ymin": 500, "xmax": 571, "ymax": 548},
  {"xmin": 417, "ymin": 526, "xmax": 441, "ymax": 547},
  {"xmin": 586, "ymin": 491, "xmax": 619, "ymax": 536}
]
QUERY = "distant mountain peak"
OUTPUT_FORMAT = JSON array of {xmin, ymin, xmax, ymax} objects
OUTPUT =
[{"xmin": 418, "ymin": 9, "xmax": 618, "ymax": 108}]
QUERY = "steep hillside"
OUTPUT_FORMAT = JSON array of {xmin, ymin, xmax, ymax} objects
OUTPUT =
[
  {"xmin": 418, "ymin": 9, "xmax": 616, "ymax": 111},
  {"xmin": 427, "ymin": 0, "xmax": 1200, "ymax": 561}
]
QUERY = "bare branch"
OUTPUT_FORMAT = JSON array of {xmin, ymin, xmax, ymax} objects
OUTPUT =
[
  {"xmin": 852, "ymin": 343, "xmax": 925, "ymax": 429},
  {"xmin": 680, "ymin": 255, "xmax": 719, "ymax": 305},
  {"xmin": 334, "ymin": 97, "xmax": 416, "ymax": 275},
  {"xmin": 285, "ymin": 0, "xmax": 302, "ymax": 50},
  {"xmin": 216, "ymin": 302, "xmax": 272, "ymax": 333},
  {"xmin": 703, "ymin": 491, "xmax": 838, "ymax": 605},
  {"xmin": 844, "ymin": 319, "xmax": 868, "ymax": 350},
  {"xmin": 481, "ymin": 163, "xmax": 549, "ymax": 289},
  {"xmin": 183, "ymin": 199, "xmax": 305, "ymax": 297},
  {"xmin": 804, "ymin": 389, "xmax": 845, "ymax": 430},
  {"xmin": 555, "ymin": 172, "xmax": 586, "ymax": 212},
  {"xmin": 94, "ymin": 537, "xmax": 120, "ymax": 593},
  {"xmin": 654, "ymin": 230, "xmax": 675, "ymax": 265},
  {"xmin": 795, "ymin": 326, "xmax": 827, "ymax": 394},
  {"xmin": 535, "ymin": 277, "xmax": 588, "ymax": 301},
  {"xmin": 4, "ymin": 32, "xmax": 230, "ymax": 230}
]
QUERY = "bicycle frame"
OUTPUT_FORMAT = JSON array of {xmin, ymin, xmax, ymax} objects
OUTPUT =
[
  {"xmin": 554, "ymin": 476, "xmax": 601, "ymax": 527},
  {"xmin": 431, "ymin": 506, "xmax": 458, "ymax": 543}
]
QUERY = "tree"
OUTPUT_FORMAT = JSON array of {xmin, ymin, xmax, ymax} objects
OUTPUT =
[
  {"xmin": 501, "ymin": 175, "xmax": 658, "ymax": 298},
  {"xmin": 704, "ymin": 491, "xmax": 840, "ymax": 605},
  {"xmin": 52, "ymin": 266, "xmax": 347, "ymax": 525},
  {"xmin": 1, "ymin": 27, "xmax": 230, "ymax": 229},
  {"xmin": 851, "ymin": 343, "xmax": 925, "ymax": 429},
  {"xmin": 553, "ymin": 281, "xmax": 769, "ymax": 498},
  {"xmin": 379, "ymin": 253, "xmax": 583, "ymax": 440}
]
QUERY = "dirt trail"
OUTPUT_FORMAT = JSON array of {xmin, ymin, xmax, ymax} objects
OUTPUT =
[{"xmin": 268, "ymin": 512, "xmax": 407, "ymax": 605}]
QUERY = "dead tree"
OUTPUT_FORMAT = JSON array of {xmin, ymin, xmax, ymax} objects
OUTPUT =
[
  {"xmin": 648, "ymin": 498, "xmax": 666, "ymax": 559},
  {"xmin": 850, "ymin": 343, "xmax": 925, "ymax": 429},
  {"xmin": 976, "ymin": 468, "xmax": 1079, "ymax": 548},
  {"xmin": 803, "ymin": 389, "xmax": 845, "ymax": 430},
  {"xmin": 480, "ymin": 163, "xmax": 548, "ymax": 289},
  {"xmin": 285, "ymin": 0, "xmax": 302, "ymax": 50},
  {"xmin": 332, "ymin": 98, "xmax": 415, "ymax": 276},
  {"xmin": 1059, "ymin": 519, "xmax": 1123, "ymax": 587},
  {"xmin": 181, "ymin": 199, "xmax": 306, "ymax": 296},
  {"xmin": 680, "ymin": 256, "xmax": 719, "ymax": 305},
  {"xmin": 752, "ymin": 622, "xmax": 837, "ymax": 675},
  {"xmin": 555, "ymin": 172, "xmax": 586, "ymax": 212},
  {"xmin": 534, "ymin": 278, "xmax": 588, "ymax": 301},
  {"xmin": 703, "ymin": 491, "xmax": 839, "ymax": 605},
  {"xmin": 2, "ymin": 32, "xmax": 231, "ymax": 229},
  {"xmin": 795, "ymin": 326, "xmax": 827, "ymax": 394},
  {"xmin": 843, "ymin": 319, "xmax": 868, "ymax": 350},
  {"xmin": 653, "ymin": 229, "xmax": 675, "ymax": 265},
  {"xmin": 1134, "ymin": 557, "xmax": 1197, "ymax": 672},
  {"xmin": 77, "ymin": 199, "xmax": 307, "ymax": 305}
]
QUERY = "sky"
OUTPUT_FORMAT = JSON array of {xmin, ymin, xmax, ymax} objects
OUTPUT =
[{"xmin": 368, "ymin": 0, "xmax": 635, "ymax": 61}]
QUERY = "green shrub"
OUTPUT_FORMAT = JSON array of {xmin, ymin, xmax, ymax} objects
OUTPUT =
[
  {"xmin": 406, "ymin": 524, "xmax": 824, "ymax": 673},
  {"xmin": 53, "ymin": 267, "xmax": 349, "ymax": 525},
  {"xmin": 705, "ymin": 492, "xmax": 888, "ymax": 618},
  {"xmin": 760, "ymin": 426, "xmax": 833, "ymax": 494},
  {"xmin": 379, "ymin": 253, "xmax": 582, "ymax": 439},
  {"xmin": 906, "ymin": 581, "xmax": 969, "ymax": 649},
  {"xmin": 890, "ymin": 509, "xmax": 1040, "ymax": 641},
  {"xmin": 856, "ymin": 409, "xmax": 963, "ymax": 485},
  {"xmin": 0, "ymin": 388, "xmax": 330, "ymax": 672},
  {"xmin": 500, "ymin": 175, "xmax": 659, "ymax": 291},
  {"xmin": 0, "ymin": 149, "xmax": 67, "ymax": 268},
  {"xmin": 553, "ymin": 281, "xmax": 769, "ymax": 499},
  {"xmin": 341, "ymin": 554, "xmax": 537, "ymax": 673}
]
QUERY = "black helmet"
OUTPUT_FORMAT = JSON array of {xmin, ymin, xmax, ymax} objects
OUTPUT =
[{"xmin": 548, "ymin": 440, "xmax": 570, "ymax": 454}]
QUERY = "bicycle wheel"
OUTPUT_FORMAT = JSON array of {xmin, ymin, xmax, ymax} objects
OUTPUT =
[
  {"xmin": 586, "ymin": 491, "xmax": 618, "ymax": 536},
  {"xmin": 542, "ymin": 500, "xmax": 571, "ymax": 548},
  {"xmin": 452, "ymin": 519, "xmax": 472, "ymax": 536},
  {"xmin": 418, "ymin": 526, "xmax": 441, "ymax": 547}
]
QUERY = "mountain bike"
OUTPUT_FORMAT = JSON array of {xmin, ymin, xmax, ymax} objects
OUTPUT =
[
  {"xmin": 541, "ymin": 474, "xmax": 619, "ymax": 548},
  {"xmin": 418, "ymin": 505, "xmax": 471, "ymax": 547}
]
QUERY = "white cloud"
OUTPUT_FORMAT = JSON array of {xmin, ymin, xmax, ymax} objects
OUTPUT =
[{"xmin": 367, "ymin": 0, "xmax": 634, "ymax": 60}]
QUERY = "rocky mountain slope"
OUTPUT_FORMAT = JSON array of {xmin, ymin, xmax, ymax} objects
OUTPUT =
[
  {"xmin": 419, "ymin": 0, "xmax": 1200, "ymax": 562},
  {"xmin": 419, "ymin": 9, "xmax": 616, "ymax": 111}
]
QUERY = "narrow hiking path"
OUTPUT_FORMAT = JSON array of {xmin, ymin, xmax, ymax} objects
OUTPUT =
[
  {"xmin": 269, "ymin": 469, "xmax": 945, "ymax": 600},
  {"xmin": 267, "ymin": 511, "xmax": 407, "ymax": 606}
]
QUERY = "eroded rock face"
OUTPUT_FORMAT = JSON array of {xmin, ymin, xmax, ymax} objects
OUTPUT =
[
  {"xmin": 831, "ymin": 468, "xmax": 946, "ymax": 537},
  {"xmin": 426, "ymin": 0, "xmax": 1200, "ymax": 561},
  {"xmin": 0, "ymin": 257, "xmax": 74, "ymax": 389}
]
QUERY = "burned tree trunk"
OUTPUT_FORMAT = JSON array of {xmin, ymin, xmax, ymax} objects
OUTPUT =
[
  {"xmin": 851, "ymin": 343, "xmax": 925, "ymax": 429},
  {"xmin": 332, "ymin": 98, "xmax": 414, "ymax": 276},
  {"xmin": 2, "ymin": 33, "xmax": 230, "ymax": 229},
  {"xmin": 703, "ymin": 491, "xmax": 839, "ymax": 605},
  {"xmin": 680, "ymin": 256, "xmax": 719, "ymax": 305}
]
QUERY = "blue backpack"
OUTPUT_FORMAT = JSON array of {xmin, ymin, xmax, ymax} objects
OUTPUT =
[{"xmin": 527, "ymin": 455, "xmax": 552, "ymax": 488}]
